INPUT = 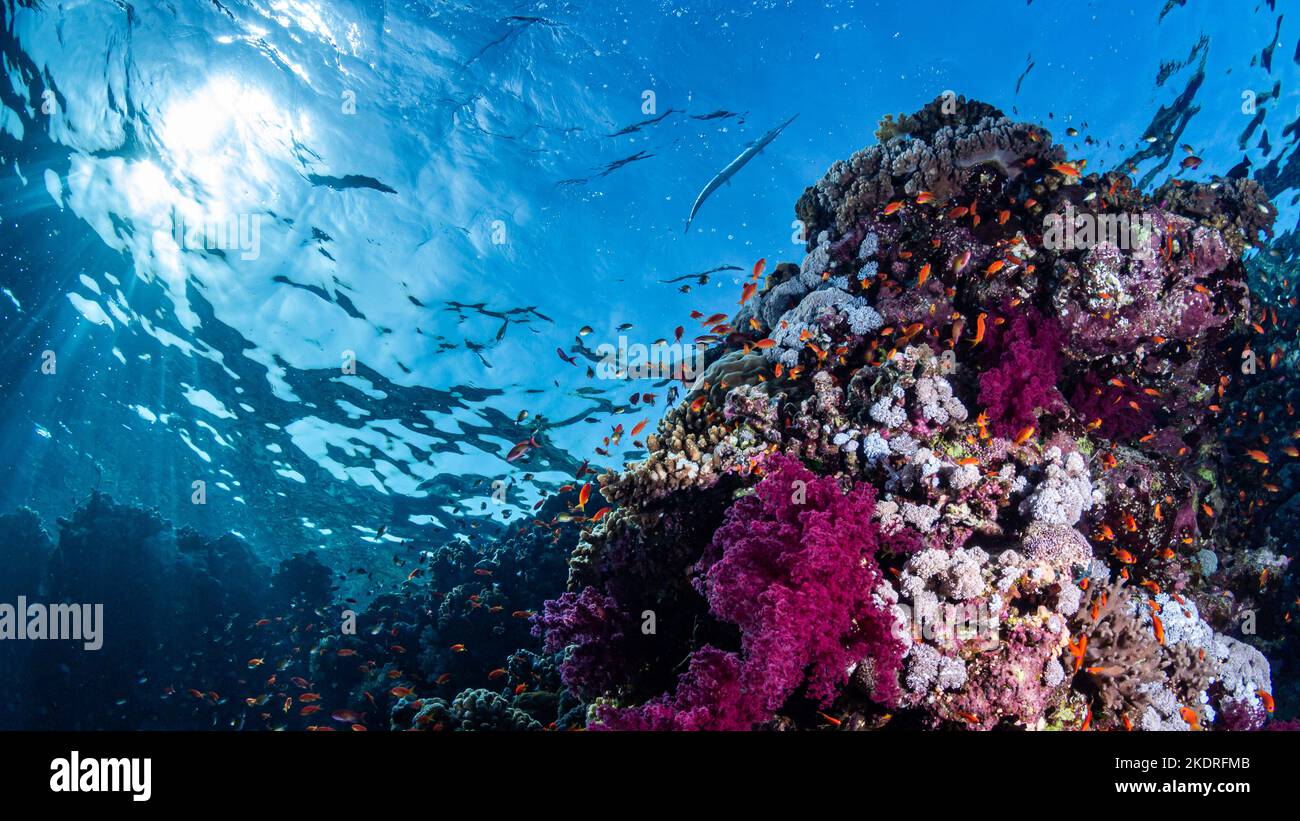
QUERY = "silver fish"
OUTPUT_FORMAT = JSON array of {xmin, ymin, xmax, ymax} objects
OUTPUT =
[{"xmin": 684, "ymin": 114, "xmax": 798, "ymax": 233}]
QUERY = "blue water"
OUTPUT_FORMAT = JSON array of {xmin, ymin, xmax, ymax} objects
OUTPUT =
[{"xmin": 0, "ymin": 0, "xmax": 1294, "ymax": 573}]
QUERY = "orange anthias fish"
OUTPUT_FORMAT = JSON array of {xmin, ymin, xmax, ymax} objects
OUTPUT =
[
  {"xmin": 817, "ymin": 711, "xmax": 843, "ymax": 726},
  {"xmin": 591, "ymin": 506, "xmax": 612, "ymax": 522},
  {"xmin": 917, "ymin": 263, "xmax": 931, "ymax": 287},
  {"xmin": 1052, "ymin": 162, "xmax": 1080, "ymax": 177},
  {"xmin": 577, "ymin": 482, "xmax": 592, "ymax": 510},
  {"xmin": 630, "ymin": 419, "xmax": 647, "ymax": 437},
  {"xmin": 754, "ymin": 338, "xmax": 777, "ymax": 349},
  {"xmin": 752, "ymin": 258, "xmax": 766, "ymax": 281},
  {"xmin": 1068, "ymin": 635, "xmax": 1088, "ymax": 672},
  {"xmin": 1179, "ymin": 706, "xmax": 1200, "ymax": 730},
  {"xmin": 1246, "ymin": 449, "xmax": 1270, "ymax": 464},
  {"xmin": 1258, "ymin": 690, "xmax": 1275, "ymax": 713},
  {"xmin": 740, "ymin": 282, "xmax": 758, "ymax": 305},
  {"xmin": 883, "ymin": 200, "xmax": 903, "ymax": 216},
  {"xmin": 1152, "ymin": 613, "xmax": 1165, "ymax": 645},
  {"xmin": 1013, "ymin": 425, "xmax": 1035, "ymax": 445}
]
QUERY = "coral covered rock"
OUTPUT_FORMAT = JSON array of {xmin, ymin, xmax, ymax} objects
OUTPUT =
[{"xmin": 539, "ymin": 94, "xmax": 1281, "ymax": 731}]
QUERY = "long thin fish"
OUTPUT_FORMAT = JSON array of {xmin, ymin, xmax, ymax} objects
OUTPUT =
[{"xmin": 684, "ymin": 114, "xmax": 798, "ymax": 233}]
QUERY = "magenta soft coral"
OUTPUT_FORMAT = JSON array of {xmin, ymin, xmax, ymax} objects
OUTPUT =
[
  {"xmin": 596, "ymin": 646, "xmax": 758, "ymax": 731},
  {"xmin": 1068, "ymin": 371, "xmax": 1157, "ymax": 440},
  {"xmin": 977, "ymin": 308, "xmax": 1065, "ymax": 438},
  {"xmin": 598, "ymin": 454, "xmax": 906, "ymax": 730}
]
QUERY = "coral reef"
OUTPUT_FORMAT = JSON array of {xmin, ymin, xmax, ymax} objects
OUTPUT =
[
  {"xmin": 0, "ymin": 94, "xmax": 1292, "ymax": 734},
  {"xmin": 537, "ymin": 95, "xmax": 1288, "ymax": 731}
]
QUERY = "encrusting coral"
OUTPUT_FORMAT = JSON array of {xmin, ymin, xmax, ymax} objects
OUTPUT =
[{"xmin": 535, "ymin": 94, "xmax": 1285, "ymax": 731}]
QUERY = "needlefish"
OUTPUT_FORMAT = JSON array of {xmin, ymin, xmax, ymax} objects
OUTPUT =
[{"xmin": 684, "ymin": 114, "xmax": 798, "ymax": 233}]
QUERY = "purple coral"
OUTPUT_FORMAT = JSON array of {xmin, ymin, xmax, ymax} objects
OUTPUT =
[
  {"xmin": 977, "ymin": 308, "xmax": 1065, "ymax": 438},
  {"xmin": 596, "ymin": 646, "xmax": 756, "ymax": 731},
  {"xmin": 695, "ymin": 454, "xmax": 907, "ymax": 712},
  {"xmin": 531, "ymin": 587, "xmax": 629, "ymax": 698},
  {"xmin": 1068, "ymin": 372, "xmax": 1157, "ymax": 440},
  {"xmin": 592, "ymin": 455, "xmax": 908, "ymax": 730}
]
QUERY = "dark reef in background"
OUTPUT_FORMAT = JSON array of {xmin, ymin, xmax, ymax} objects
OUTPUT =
[{"xmin": 0, "ymin": 491, "xmax": 577, "ymax": 731}]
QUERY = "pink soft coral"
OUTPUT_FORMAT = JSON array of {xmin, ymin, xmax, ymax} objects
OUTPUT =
[
  {"xmin": 977, "ymin": 308, "xmax": 1066, "ymax": 438},
  {"xmin": 599, "ymin": 454, "xmax": 907, "ymax": 730}
]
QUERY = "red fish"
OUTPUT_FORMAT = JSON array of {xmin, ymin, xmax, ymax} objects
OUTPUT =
[{"xmin": 507, "ymin": 436, "xmax": 539, "ymax": 463}]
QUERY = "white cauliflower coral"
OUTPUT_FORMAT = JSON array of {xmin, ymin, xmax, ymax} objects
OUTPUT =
[{"xmin": 1018, "ymin": 446, "xmax": 1098, "ymax": 526}]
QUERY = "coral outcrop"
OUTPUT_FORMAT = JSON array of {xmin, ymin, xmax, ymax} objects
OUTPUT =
[{"xmin": 537, "ymin": 95, "xmax": 1285, "ymax": 731}]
